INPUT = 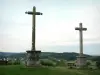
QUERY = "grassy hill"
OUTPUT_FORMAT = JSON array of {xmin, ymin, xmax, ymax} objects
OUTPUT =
[{"xmin": 0, "ymin": 65, "xmax": 100, "ymax": 75}]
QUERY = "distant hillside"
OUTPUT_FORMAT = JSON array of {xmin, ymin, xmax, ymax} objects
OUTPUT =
[
  {"xmin": 0, "ymin": 52, "xmax": 93, "ymax": 61},
  {"xmin": 41, "ymin": 52, "xmax": 92, "ymax": 60}
]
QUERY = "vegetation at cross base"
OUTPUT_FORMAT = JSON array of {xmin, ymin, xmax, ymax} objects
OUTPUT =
[{"xmin": 0, "ymin": 65, "xmax": 100, "ymax": 75}]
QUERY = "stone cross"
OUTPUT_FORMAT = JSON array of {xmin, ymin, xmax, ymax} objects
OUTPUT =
[
  {"xmin": 25, "ymin": 6, "xmax": 43, "ymax": 66},
  {"xmin": 75, "ymin": 23, "xmax": 87, "ymax": 56},
  {"xmin": 25, "ymin": 6, "xmax": 43, "ymax": 51}
]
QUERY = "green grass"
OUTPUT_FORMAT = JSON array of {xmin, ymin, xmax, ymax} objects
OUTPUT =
[{"xmin": 0, "ymin": 65, "xmax": 100, "ymax": 75}]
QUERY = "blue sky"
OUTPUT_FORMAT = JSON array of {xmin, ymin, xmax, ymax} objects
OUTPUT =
[{"xmin": 0, "ymin": 0, "xmax": 100, "ymax": 55}]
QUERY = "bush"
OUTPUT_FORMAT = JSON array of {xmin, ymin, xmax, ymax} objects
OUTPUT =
[
  {"xmin": 40, "ymin": 59, "xmax": 56, "ymax": 66},
  {"xmin": 12, "ymin": 60, "xmax": 20, "ymax": 65},
  {"xmin": 7, "ymin": 60, "xmax": 12, "ymax": 65},
  {"xmin": 56, "ymin": 59, "xmax": 67, "ymax": 66},
  {"xmin": 86, "ymin": 62, "xmax": 91, "ymax": 66},
  {"xmin": 0, "ymin": 60, "xmax": 7, "ymax": 65},
  {"xmin": 96, "ymin": 61, "xmax": 100, "ymax": 69},
  {"xmin": 86, "ymin": 61, "xmax": 91, "ymax": 68}
]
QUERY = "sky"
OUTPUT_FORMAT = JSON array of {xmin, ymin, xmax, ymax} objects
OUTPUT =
[{"xmin": 0, "ymin": 0, "xmax": 100, "ymax": 55}]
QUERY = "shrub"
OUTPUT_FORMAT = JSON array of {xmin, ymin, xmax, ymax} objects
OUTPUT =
[
  {"xmin": 96, "ymin": 61, "xmax": 100, "ymax": 69},
  {"xmin": 86, "ymin": 61, "xmax": 91, "ymax": 68},
  {"xmin": 12, "ymin": 60, "xmax": 20, "ymax": 65},
  {"xmin": 86, "ymin": 62, "xmax": 91, "ymax": 66},
  {"xmin": 7, "ymin": 60, "xmax": 12, "ymax": 65},
  {"xmin": 0, "ymin": 60, "xmax": 7, "ymax": 65},
  {"xmin": 56, "ymin": 59, "xmax": 67, "ymax": 66},
  {"xmin": 40, "ymin": 59, "xmax": 56, "ymax": 66}
]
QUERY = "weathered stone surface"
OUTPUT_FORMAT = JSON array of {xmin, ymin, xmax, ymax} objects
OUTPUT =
[
  {"xmin": 76, "ymin": 56, "xmax": 86, "ymax": 68},
  {"xmin": 26, "ymin": 50, "xmax": 41, "ymax": 66},
  {"xmin": 75, "ymin": 23, "xmax": 87, "ymax": 68},
  {"xmin": 25, "ymin": 6, "xmax": 42, "ymax": 67}
]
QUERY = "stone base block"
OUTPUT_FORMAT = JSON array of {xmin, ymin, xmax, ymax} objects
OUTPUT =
[
  {"xmin": 26, "ymin": 50, "xmax": 41, "ymax": 67},
  {"xmin": 76, "ymin": 56, "xmax": 86, "ymax": 68}
]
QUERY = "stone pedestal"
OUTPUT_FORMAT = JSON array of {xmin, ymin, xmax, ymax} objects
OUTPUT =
[
  {"xmin": 26, "ymin": 50, "xmax": 41, "ymax": 66},
  {"xmin": 76, "ymin": 55, "xmax": 86, "ymax": 68}
]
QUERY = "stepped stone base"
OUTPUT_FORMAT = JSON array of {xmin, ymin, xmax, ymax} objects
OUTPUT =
[
  {"xmin": 76, "ymin": 55, "xmax": 86, "ymax": 68},
  {"xmin": 26, "ymin": 50, "xmax": 41, "ymax": 66}
]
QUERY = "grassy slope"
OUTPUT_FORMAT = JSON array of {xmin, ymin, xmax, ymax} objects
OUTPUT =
[{"xmin": 0, "ymin": 65, "xmax": 100, "ymax": 75}]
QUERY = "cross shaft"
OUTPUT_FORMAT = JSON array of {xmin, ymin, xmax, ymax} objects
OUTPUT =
[
  {"xmin": 25, "ymin": 6, "xmax": 43, "ymax": 51},
  {"xmin": 75, "ymin": 23, "xmax": 87, "ymax": 56}
]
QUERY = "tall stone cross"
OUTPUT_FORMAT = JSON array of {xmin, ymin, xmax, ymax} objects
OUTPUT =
[
  {"xmin": 25, "ymin": 6, "xmax": 43, "ymax": 66},
  {"xmin": 75, "ymin": 23, "xmax": 87, "ymax": 56},
  {"xmin": 25, "ymin": 6, "xmax": 43, "ymax": 51}
]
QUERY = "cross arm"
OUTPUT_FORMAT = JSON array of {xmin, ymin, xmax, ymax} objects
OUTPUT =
[
  {"xmin": 25, "ymin": 11, "xmax": 43, "ymax": 15},
  {"xmin": 75, "ymin": 27, "xmax": 80, "ymax": 30},
  {"xmin": 25, "ymin": 11, "xmax": 33, "ymax": 15},
  {"xmin": 75, "ymin": 27, "xmax": 87, "ymax": 31},
  {"xmin": 82, "ymin": 28, "xmax": 87, "ymax": 31},
  {"xmin": 36, "ymin": 12, "xmax": 43, "ymax": 15}
]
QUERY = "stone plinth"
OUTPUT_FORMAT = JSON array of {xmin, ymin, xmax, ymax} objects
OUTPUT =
[
  {"xmin": 26, "ymin": 50, "xmax": 41, "ymax": 66},
  {"xmin": 76, "ymin": 55, "xmax": 86, "ymax": 68}
]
